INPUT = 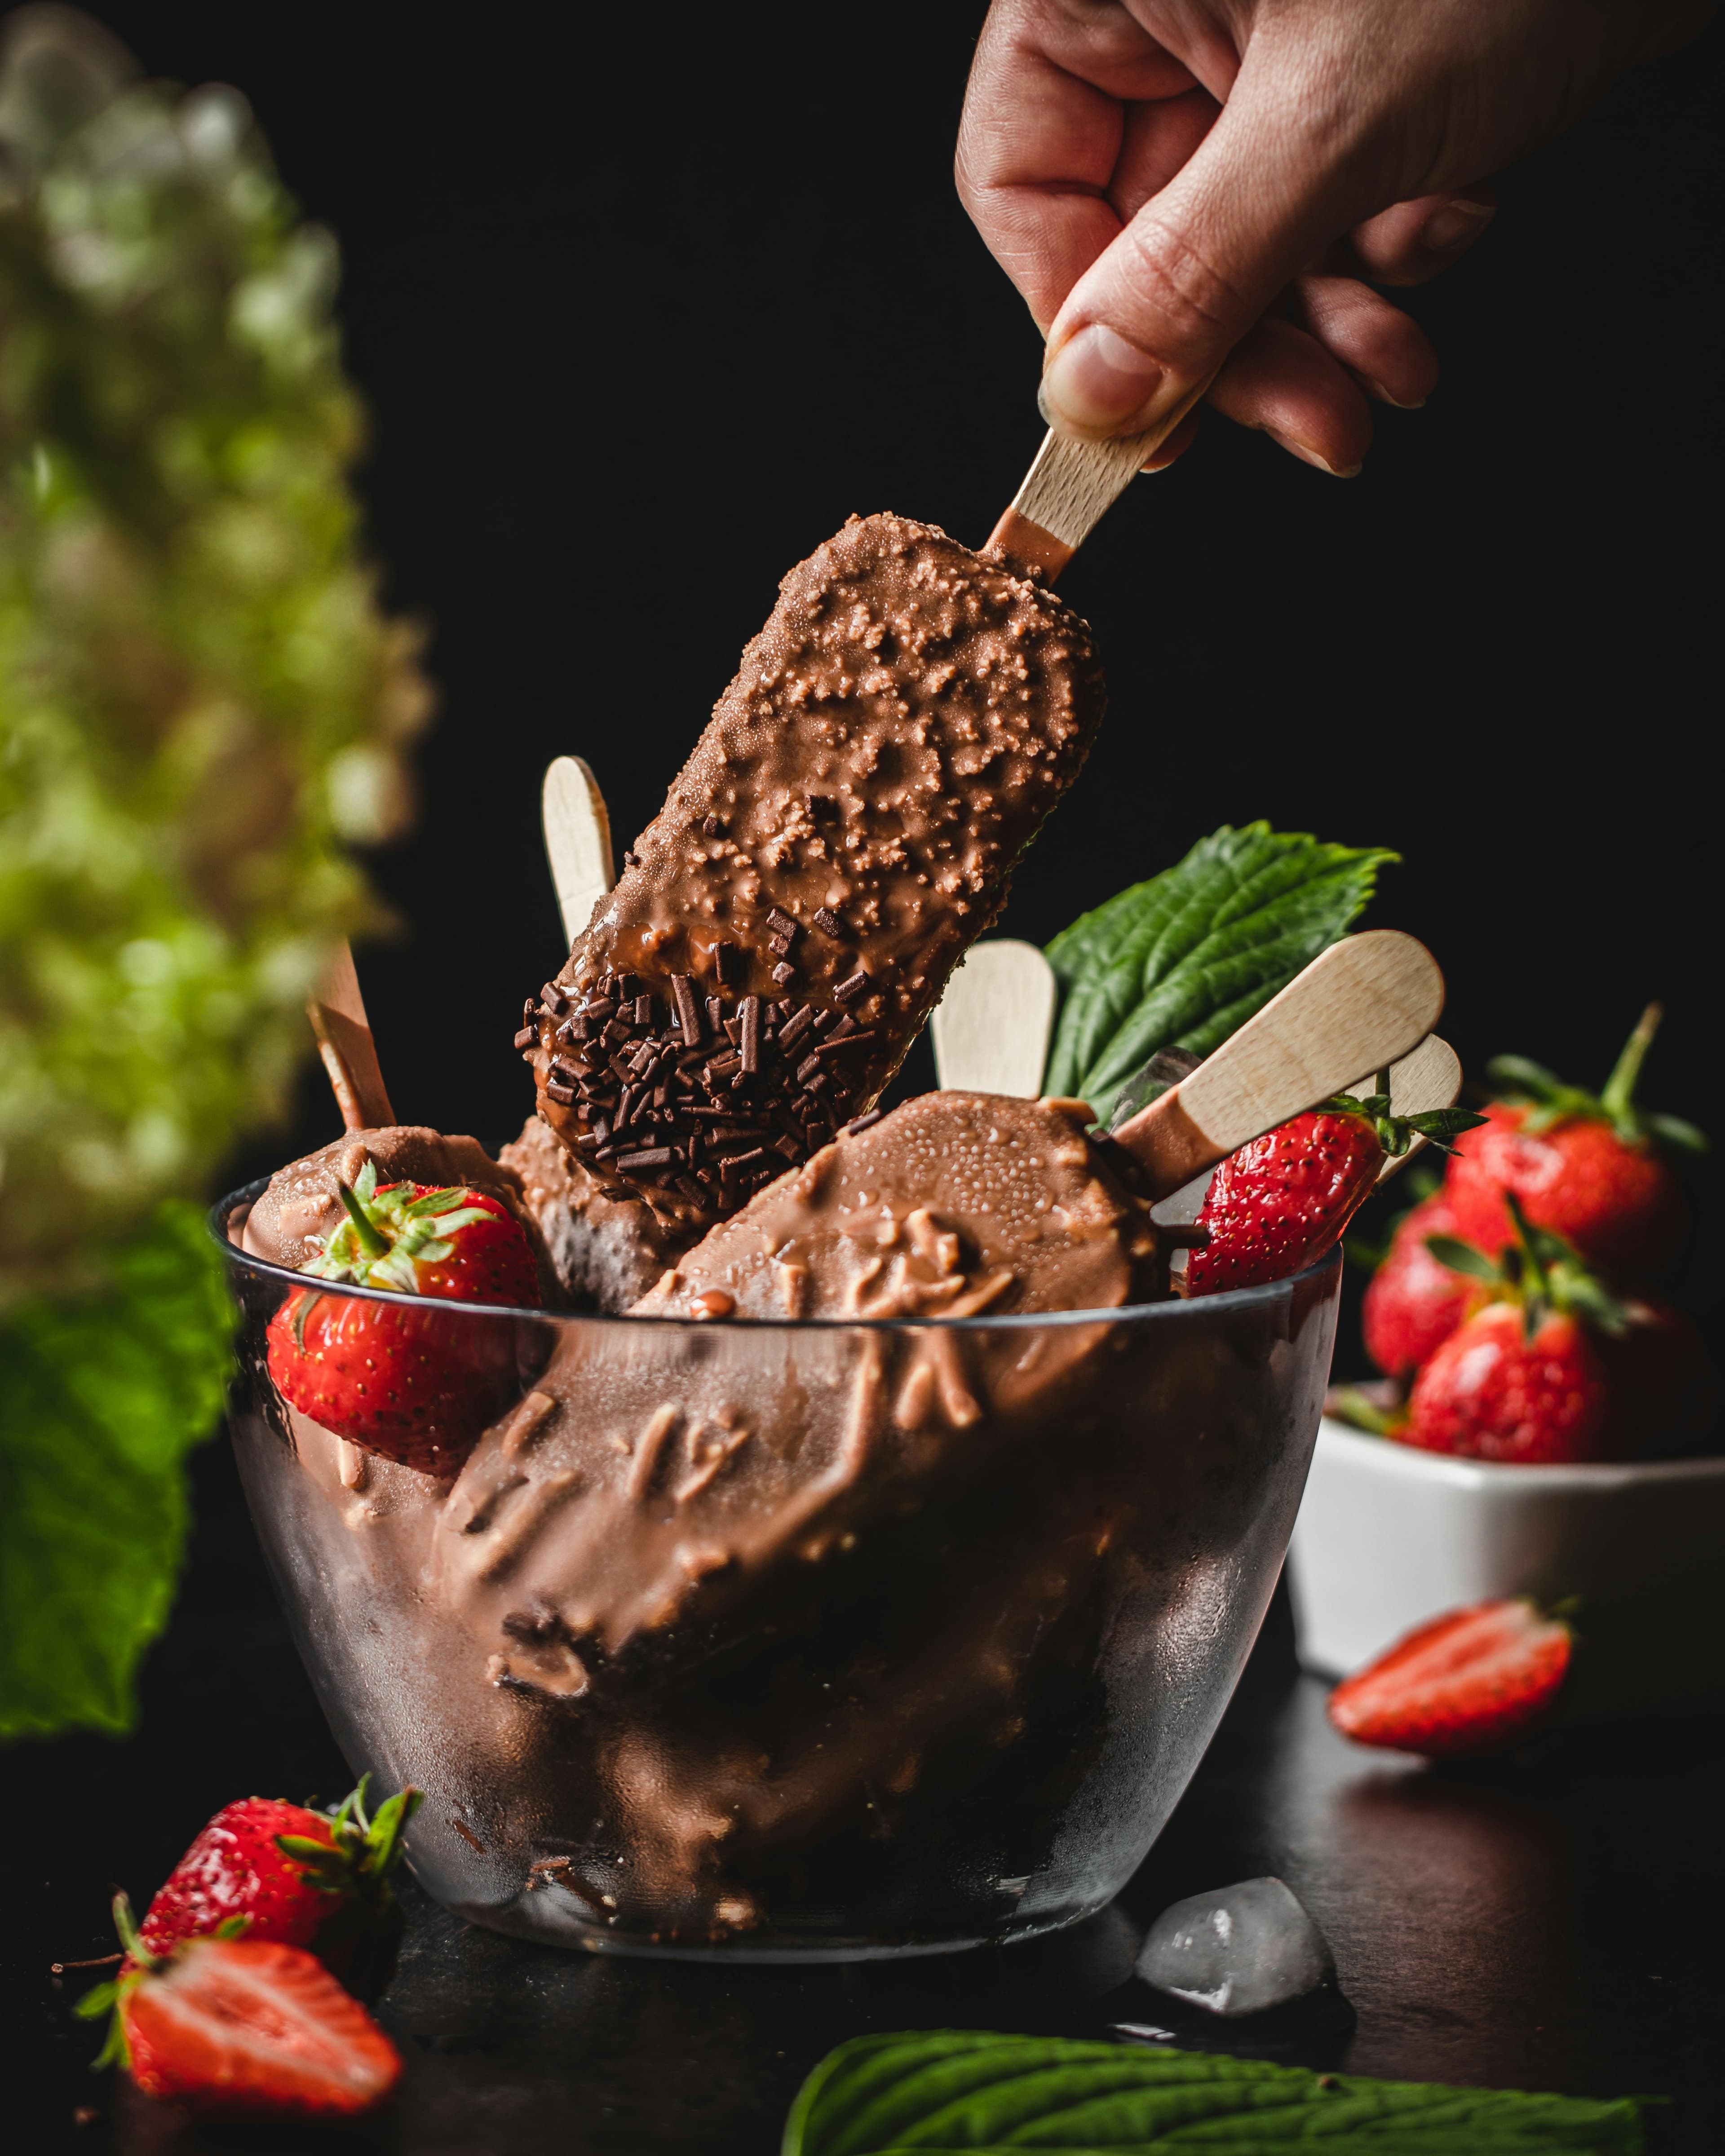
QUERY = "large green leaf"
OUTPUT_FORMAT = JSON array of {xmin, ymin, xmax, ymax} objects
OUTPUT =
[
  {"xmin": 0, "ymin": 1200, "xmax": 234, "ymax": 1738},
  {"xmin": 783, "ymin": 2032, "xmax": 1647, "ymax": 2155},
  {"xmin": 1043, "ymin": 825, "xmax": 1395, "ymax": 1124}
]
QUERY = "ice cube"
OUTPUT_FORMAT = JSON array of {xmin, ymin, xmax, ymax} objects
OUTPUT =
[{"xmin": 1134, "ymin": 1876, "xmax": 1334, "ymax": 2017}]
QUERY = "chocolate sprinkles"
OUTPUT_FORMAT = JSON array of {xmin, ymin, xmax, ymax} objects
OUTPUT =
[{"xmin": 520, "ymin": 937, "xmax": 893, "ymax": 1218}]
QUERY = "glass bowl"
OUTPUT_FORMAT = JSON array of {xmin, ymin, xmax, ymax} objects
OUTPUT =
[{"xmin": 216, "ymin": 1181, "xmax": 1340, "ymax": 1963}]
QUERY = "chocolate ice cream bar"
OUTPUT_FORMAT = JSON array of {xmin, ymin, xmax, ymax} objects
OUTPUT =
[
  {"xmin": 518, "ymin": 512, "xmax": 1105, "ymax": 1232},
  {"xmin": 634, "ymin": 1090, "xmax": 1160, "ymax": 1324},
  {"xmin": 498, "ymin": 1113, "xmax": 686, "ymax": 1313},
  {"xmin": 437, "ymin": 1093, "xmax": 1164, "ymax": 1674}
]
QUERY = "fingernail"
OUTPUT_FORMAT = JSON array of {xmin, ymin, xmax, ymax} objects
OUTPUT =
[
  {"xmin": 1269, "ymin": 432, "xmax": 1361, "ymax": 477},
  {"xmin": 1041, "ymin": 324, "xmax": 1166, "ymax": 434},
  {"xmin": 1421, "ymin": 199, "xmax": 1495, "ymax": 252},
  {"xmin": 1360, "ymin": 376, "xmax": 1426, "ymax": 410}
]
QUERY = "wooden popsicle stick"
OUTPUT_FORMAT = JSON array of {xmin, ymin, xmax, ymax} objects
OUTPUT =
[
  {"xmin": 543, "ymin": 755, "xmax": 615, "ymax": 947},
  {"xmin": 1111, "ymin": 931, "xmax": 1445, "ymax": 1201},
  {"xmin": 986, "ymin": 373, "xmax": 1216, "ymax": 583},
  {"xmin": 307, "ymin": 942, "xmax": 395, "ymax": 1133},
  {"xmin": 930, "ymin": 941, "xmax": 1057, "ymax": 1097}
]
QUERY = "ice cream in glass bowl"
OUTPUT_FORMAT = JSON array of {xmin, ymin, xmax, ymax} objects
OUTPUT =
[{"xmin": 217, "ymin": 1094, "xmax": 1341, "ymax": 1961}]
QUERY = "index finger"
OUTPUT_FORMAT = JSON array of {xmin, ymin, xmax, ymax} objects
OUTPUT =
[{"xmin": 956, "ymin": 0, "xmax": 1199, "ymax": 330}]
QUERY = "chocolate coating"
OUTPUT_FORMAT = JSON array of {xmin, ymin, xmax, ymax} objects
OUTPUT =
[
  {"xmin": 499, "ymin": 1113, "xmax": 686, "ymax": 1313},
  {"xmin": 242, "ymin": 1126, "xmax": 535, "ymax": 1275},
  {"xmin": 522, "ymin": 512, "xmax": 1105, "ymax": 1230},
  {"xmin": 635, "ymin": 1092, "xmax": 1159, "ymax": 1323}
]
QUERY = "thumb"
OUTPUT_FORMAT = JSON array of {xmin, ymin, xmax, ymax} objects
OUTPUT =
[{"xmin": 1040, "ymin": 43, "xmax": 1369, "ymax": 438}]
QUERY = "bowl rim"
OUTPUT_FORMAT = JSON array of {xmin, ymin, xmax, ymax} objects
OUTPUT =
[
  {"xmin": 1314, "ymin": 1413, "xmax": 1725, "ymax": 1487},
  {"xmin": 211, "ymin": 1175, "xmax": 1343, "ymax": 1336}
]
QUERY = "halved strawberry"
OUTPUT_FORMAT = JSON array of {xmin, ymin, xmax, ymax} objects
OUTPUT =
[
  {"xmin": 79, "ymin": 1905, "xmax": 400, "ymax": 2116},
  {"xmin": 1327, "ymin": 1597, "xmax": 1572, "ymax": 1756}
]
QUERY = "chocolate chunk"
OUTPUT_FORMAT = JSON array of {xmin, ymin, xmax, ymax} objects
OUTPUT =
[
  {"xmin": 767, "ymin": 906, "xmax": 797, "ymax": 938},
  {"xmin": 796, "ymin": 1053, "xmax": 822, "ymax": 1084},
  {"xmin": 834, "ymin": 971, "xmax": 869, "ymax": 1004},
  {"xmin": 540, "ymin": 983, "xmax": 570, "ymax": 1017},
  {"xmin": 770, "ymin": 961, "xmax": 796, "ymax": 986},
  {"xmin": 778, "ymin": 1005, "xmax": 816, "ymax": 1052},
  {"xmin": 671, "ymin": 974, "xmax": 703, "ymax": 1046},
  {"xmin": 546, "ymin": 1082, "xmax": 575, "ymax": 1106},
  {"xmin": 813, "ymin": 907, "xmax": 844, "ymax": 938},
  {"xmin": 840, "ymin": 1108, "xmax": 885, "ymax": 1136},
  {"xmin": 513, "ymin": 1026, "xmax": 537, "ymax": 1051},
  {"xmin": 615, "ymin": 1147, "xmax": 674, "ymax": 1171},
  {"xmin": 740, "ymin": 996, "xmax": 761, "ymax": 1074},
  {"xmin": 701, "ymin": 813, "xmax": 724, "ymax": 837},
  {"xmin": 705, "ymin": 996, "xmax": 725, "ymax": 1030},
  {"xmin": 634, "ymin": 994, "xmax": 655, "ymax": 1028},
  {"xmin": 712, "ymin": 942, "xmax": 740, "ymax": 989}
]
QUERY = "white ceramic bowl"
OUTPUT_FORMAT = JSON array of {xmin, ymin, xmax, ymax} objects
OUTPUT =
[{"xmin": 1287, "ymin": 1419, "xmax": 1725, "ymax": 1717}]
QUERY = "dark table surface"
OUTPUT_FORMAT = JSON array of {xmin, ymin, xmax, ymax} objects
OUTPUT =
[{"xmin": 7, "ymin": 1436, "xmax": 1721, "ymax": 2155}]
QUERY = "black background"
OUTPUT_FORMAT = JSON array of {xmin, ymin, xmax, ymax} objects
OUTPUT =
[
  {"xmin": 72, "ymin": 0, "xmax": 1716, "ymax": 1234},
  {"xmin": 7, "ymin": 11, "xmax": 1725, "ymax": 2144}
]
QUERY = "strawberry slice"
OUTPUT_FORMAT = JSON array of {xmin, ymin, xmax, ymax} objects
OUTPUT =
[
  {"xmin": 1327, "ymin": 1597, "xmax": 1572, "ymax": 1757},
  {"xmin": 80, "ymin": 1909, "xmax": 400, "ymax": 2116}
]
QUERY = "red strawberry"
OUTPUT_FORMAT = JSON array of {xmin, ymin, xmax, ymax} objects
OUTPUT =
[
  {"xmin": 137, "ymin": 1778, "xmax": 420, "ymax": 2002},
  {"xmin": 267, "ymin": 1162, "xmax": 540, "ymax": 1472},
  {"xmin": 1404, "ymin": 1300, "xmax": 1612, "ymax": 1464},
  {"xmin": 1362, "ymin": 1192, "xmax": 1475, "ymax": 1379},
  {"xmin": 1187, "ymin": 1087, "xmax": 1483, "ymax": 1296},
  {"xmin": 81, "ymin": 1913, "xmax": 400, "ymax": 2116},
  {"xmin": 1444, "ymin": 1003, "xmax": 1702, "ymax": 1279},
  {"xmin": 1403, "ymin": 1197, "xmax": 1718, "ymax": 1463},
  {"xmin": 1327, "ymin": 1597, "xmax": 1572, "ymax": 1756}
]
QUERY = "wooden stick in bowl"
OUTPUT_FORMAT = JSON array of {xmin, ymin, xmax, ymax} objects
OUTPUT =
[
  {"xmin": 1109, "ymin": 931, "xmax": 1446, "ymax": 1202},
  {"xmin": 930, "ymin": 941, "xmax": 1057, "ymax": 1097},
  {"xmin": 542, "ymin": 755, "xmax": 615, "ymax": 947},
  {"xmin": 307, "ymin": 942, "xmax": 395, "ymax": 1133}
]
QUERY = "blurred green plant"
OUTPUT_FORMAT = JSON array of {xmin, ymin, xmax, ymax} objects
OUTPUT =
[{"xmin": 0, "ymin": 9, "xmax": 430, "ymax": 1736}]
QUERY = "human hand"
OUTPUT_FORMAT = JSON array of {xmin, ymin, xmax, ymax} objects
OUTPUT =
[{"xmin": 958, "ymin": 0, "xmax": 1709, "ymax": 473}]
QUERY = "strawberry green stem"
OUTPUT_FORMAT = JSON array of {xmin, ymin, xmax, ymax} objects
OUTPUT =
[
  {"xmin": 336, "ymin": 1179, "xmax": 390, "ymax": 1259},
  {"xmin": 1504, "ymin": 1193, "xmax": 1549, "ymax": 1337},
  {"xmin": 1599, "ymin": 1002, "xmax": 1662, "ymax": 1126}
]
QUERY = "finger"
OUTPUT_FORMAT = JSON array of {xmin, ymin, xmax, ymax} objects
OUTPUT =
[
  {"xmin": 1349, "ymin": 186, "xmax": 1498, "ymax": 285},
  {"xmin": 957, "ymin": 0, "xmax": 1198, "ymax": 331},
  {"xmin": 1108, "ymin": 86, "xmax": 1220, "ymax": 226},
  {"xmin": 1206, "ymin": 314, "xmax": 1375, "ymax": 477},
  {"xmin": 1039, "ymin": 36, "xmax": 1378, "ymax": 440},
  {"xmin": 1141, "ymin": 406, "xmax": 1200, "ymax": 473},
  {"xmin": 1287, "ymin": 274, "xmax": 1439, "ymax": 410}
]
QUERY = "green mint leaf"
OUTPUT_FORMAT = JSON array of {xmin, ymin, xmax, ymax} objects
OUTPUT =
[
  {"xmin": 1044, "ymin": 824, "xmax": 1395, "ymax": 1124},
  {"xmin": 0, "ymin": 1200, "xmax": 233, "ymax": 1738},
  {"xmin": 781, "ymin": 2032, "xmax": 1649, "ymax": 2155}
]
